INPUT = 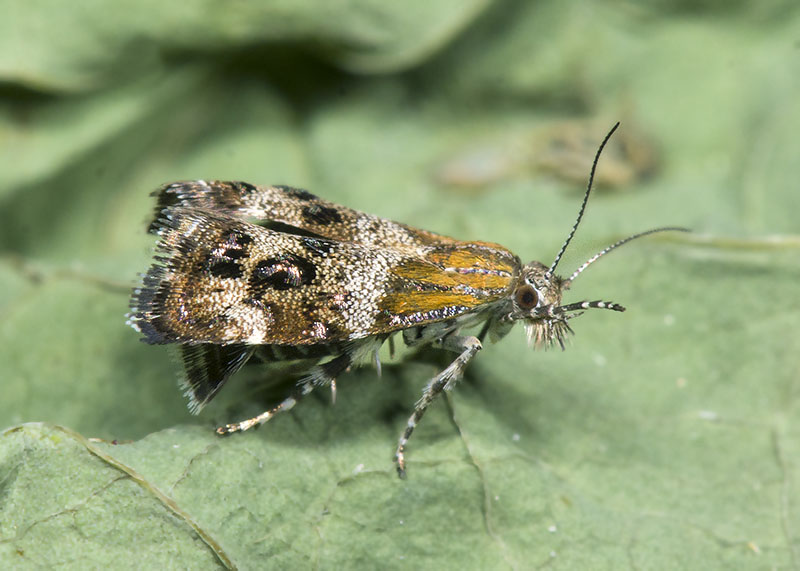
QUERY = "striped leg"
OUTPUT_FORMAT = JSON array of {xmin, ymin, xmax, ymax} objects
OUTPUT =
[
  {"xmin": 215, "ymin": 382, "xmax": 313, "ymax": 435},
  {"xmin": 395, "ymin": 335, "xmax": 482, "ymax": 478},
  {"xmin": 216, "ymin": 352, "xmax": 352, "ymax": 435}
]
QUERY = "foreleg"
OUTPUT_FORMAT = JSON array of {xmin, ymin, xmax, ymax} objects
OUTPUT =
[{"xmin": 395, "ymin": 334, "xmax": 482, "ymax": 478}]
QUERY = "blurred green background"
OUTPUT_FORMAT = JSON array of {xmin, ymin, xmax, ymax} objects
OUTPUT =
[{"xmin": 2, "ymin": 1, "xmax": 799, "ymax": 568}]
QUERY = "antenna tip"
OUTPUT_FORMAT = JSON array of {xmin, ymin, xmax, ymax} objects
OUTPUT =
[{"xmin": 548, "ymin": 122, "xmax": 623, "ymax": 276}]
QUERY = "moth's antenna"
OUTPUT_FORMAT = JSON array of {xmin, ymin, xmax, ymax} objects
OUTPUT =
[
  {"xmin": 565, "ymin": 226, "xmax": 689, "ymax": 285},
  {"xmin": 547, "ymin": 122, "xmax": 620, "ymax": 277}
]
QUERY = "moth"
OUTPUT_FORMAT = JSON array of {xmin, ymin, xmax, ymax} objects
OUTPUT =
[{"xmin": 128, "ymin": 123, "xmax": 684, "ymax": 478}]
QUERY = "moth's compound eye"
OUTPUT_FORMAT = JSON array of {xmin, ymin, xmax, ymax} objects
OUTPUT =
[{"xmin": 514, "ymin": 284, "xmax": 538, "ymax": 310}]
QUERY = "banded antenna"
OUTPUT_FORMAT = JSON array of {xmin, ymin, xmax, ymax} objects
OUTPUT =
[
  {"xmin": 565, "ymin": 226, "xmax": 688, "ymax": 285},
  {"xmin": 547, "ymin": 122, "xmax": 620, "ymax": 277},
  {"xmin": 547, "ymin": 122, "xmax": 689, "ymax": 280}
]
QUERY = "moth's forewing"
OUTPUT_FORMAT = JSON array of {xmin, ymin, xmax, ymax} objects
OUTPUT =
[
  {"xmin": 130, "ymin": 207, "xmax": 518, "ymax": 347},
  {"xmin": 151, "ymin": 181, "xmax": 453, "ymax": 254}
]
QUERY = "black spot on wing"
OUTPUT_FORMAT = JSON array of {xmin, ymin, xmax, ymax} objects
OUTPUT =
[
  {"xmin": 258, "ymin": 220, "xmax": 327, "ymax": 240},
  {"xmin": 302, "ymin": 204, "xmax": 343, "ymax": 226},
  {"xmin": 250, "ymin": 254, "xmax": 316, "ymax": 293},
  {"xmin": 302, "ymin": 236, "xmax": 335, "ymax": 256},
  {"xmin": 225, "ymin": 229, "xmax": 252, "ymax": 251},
  {"xmin": 222, "ymin": 231, "xmax": 250, "ymax": 260},
  {"xmin": 274, "ymin": 185, "xmax": 318, "ymax": 201},
  {"xmin": 201, "ymin": 229, "xmax": 252, "ymax": 279},
  {"xmin": 206, "ymin": 260, "xmax": 243, "ymax": 279},
  {"xmin": 231, "ymin": 181, "xmax": 258, "ymax": 194}
]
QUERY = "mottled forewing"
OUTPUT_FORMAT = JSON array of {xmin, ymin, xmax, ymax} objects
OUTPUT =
[
  {"xmin": 133, "ymin": 207, "xmax": 389, "ymax": 345},
  {"xmin": 151, "ymin": 180, "xmax": 454, "ymax": 255},
  {"xmin": 130, "ymin": 208, "xmax": 518, "ymax": 345}
]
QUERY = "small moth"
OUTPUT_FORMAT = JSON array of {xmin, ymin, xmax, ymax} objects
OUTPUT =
[{"xmin": 128, "ymin": 123, "xmax": 684, "ymax": 478}]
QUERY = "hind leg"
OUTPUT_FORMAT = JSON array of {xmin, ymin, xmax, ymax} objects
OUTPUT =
[{"xmin": 216, "ymin": 352, "xmax": 352, "ymax": 435}]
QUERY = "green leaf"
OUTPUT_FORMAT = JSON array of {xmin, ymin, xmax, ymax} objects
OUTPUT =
[
  {"xmin": 0, "ymin": 0, "xmax": 488, "ymax": 91},
  {"xmin": 2, "ymin": 2, "xmax": 800, "ymax": 568}
]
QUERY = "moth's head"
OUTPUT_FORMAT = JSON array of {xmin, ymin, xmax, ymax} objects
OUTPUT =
[
  {"xmin": 509, "ymin": 260, "xmax": 623, "ymax": 350},
  {"xmin": 510, "ymin": 261, "xmax": 568, "ymax": 349},
  {"xmin": 506, "ymin": 122, "xmax": 687, "ymax": 350}
]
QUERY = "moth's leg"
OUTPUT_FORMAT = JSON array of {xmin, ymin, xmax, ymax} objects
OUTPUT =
[
  {"xmin": 216, "ymin": 352, "xmax": 351, "ymax": 435},
  {"xmin": 304, "ymin": 350, "xmax": 355, "ymax": 406},
  {"xmin": 373, "ymin": 346, "xmax": 382, "ymax": 378},
  {"xmin": 215, "ymin": 382, "xmax": 314, "ymax": 435},
  {"xmin": 395, "ymin": 334, "xmax": 482, "ymax": 478},
  {"xmin": 306, "ymin": 336, "xmax": 384, "ymax": 403}
]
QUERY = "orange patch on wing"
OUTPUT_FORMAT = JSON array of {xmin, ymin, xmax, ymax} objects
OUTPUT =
[
  {"xmin": 395, "ymin": 242, "xmax": 516, "ymax": 291},
  {"xmin": 379, "ymin": 291, "xmax": 486, "ymax": 314},
  {"xmin": 375, "ymin": 241, "xmax": 518, "ymax": 328},
  {"xmin": 391, "ymin": 257, "xmax": 513, "ymax": 292},
  {"xmin": 392, "ymin": 259, "xmax": 456, "ymax": 283},
  {"xmin": 427, "ymin": 242, "xmax": 516, "ymax": 271}
]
